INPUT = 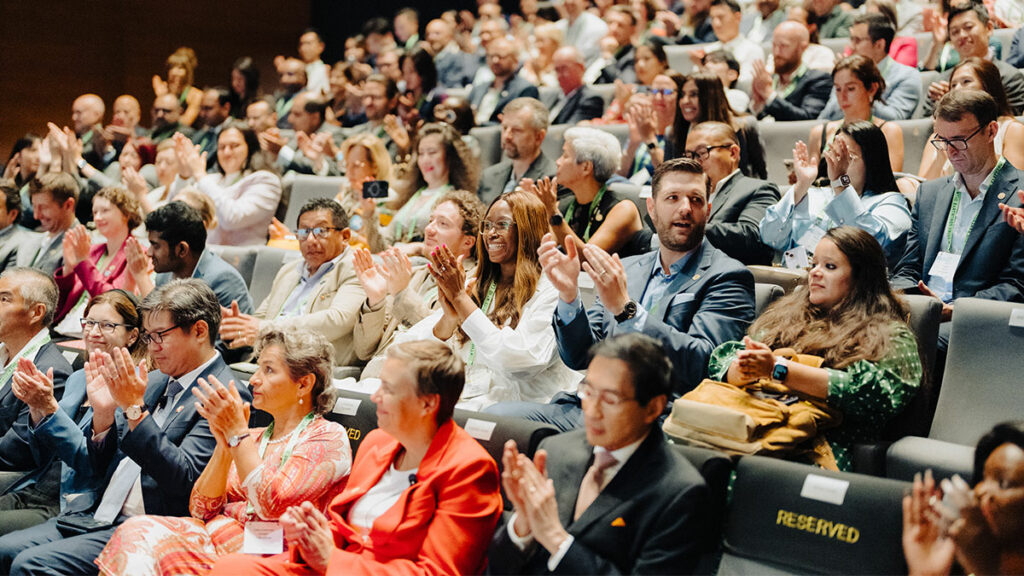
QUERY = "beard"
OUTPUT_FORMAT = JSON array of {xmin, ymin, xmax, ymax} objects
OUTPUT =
[{"xmin": 656, "ymin": 216, "xmax": 706, "ymax": 253}]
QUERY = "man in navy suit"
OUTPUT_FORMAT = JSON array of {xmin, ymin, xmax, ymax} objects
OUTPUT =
[
  {"xmin": 892, "ymin": 90, "xmax": 1024, "ymax": 351},
  {"xmin": 0, "ymin": 279, "xmax": 249, "ymax": 575},
  {"xmin": 488, "ymin": 333, "xmax": 712, "ymax": 574},
  {"xmin": 469, "ymin": 37, "xmax": 540, "ymax": 126},
  {"xmin": 486, "ymin": 158, "xmax": 755, "ymax": 430}
]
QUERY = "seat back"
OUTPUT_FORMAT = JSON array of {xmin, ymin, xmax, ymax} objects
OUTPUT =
[
  {"xmin": 208, "ymin": 244, "xmax": 259, "ymax": 288},
  {"xmin": 717, "ymin": 456, "xmax": 909, "ymax": 575},
  {"xmin": 912, "ymin": 71, "xmax": 940, "ymax": 119},
  {"xmin": 754, "ymin": 283, "xmax": 784, "ymax": 318},
  {"xmin": 882, "ymin": 294, "xmax": 942, "ymax": 439},
  {"xmin": 607, "ymin": 181, "xmax": 649, "ymax": 224},
  {"xmin": 761, "ymin": 120, "xmax": 820, "ymax": 185},
  {"xmin": 249, "ymin": 246, "xmax": 302, "ymax": 309},
  {"xmin": 665, "ymin": 44, "xmax": 705, "ymax": 75},
  {"xmin": 929, "ymin": 298, "xmax": 1024, "ymax": 444},
  {"xmin": 747, "ymin": 265, "xmax": 806, "ymax": 294},
  {"xmin": 470, "ymin": 125, "xmax": 503, "ymax": 168},
  {"xmin": 993, "ymin": 28, "xmax": 1016, "ymax": 60},
  {"xmin": 672, "ymin": 442, "xmax": 735, "ymax": 574},
  {"xmin": 894, "ymin": 118, "xmax": 934, "ymax": 175},
  {"xmin": 282, "ymin": 175, "xmax": 347, "ymax": 229},
  {"xmin": 326, "ymin": 389, "xmax": 379, "ymax": 456}
]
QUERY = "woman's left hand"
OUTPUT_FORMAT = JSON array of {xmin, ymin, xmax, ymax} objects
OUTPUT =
[
  {"xmin": 383, "ymin": 114, "xmax": 411, "ymax": 154},
  {"xmin": 825, "ymin": 135, "xmax": 852, "ymax": 184},
  {"xmin": 193, "ymin": 375, "xmax": 248, "ymax": 445},
  {"xmin": 734, "ymin": 337, "xmax": 775, "ymax": 383},
  {"xmin": 428, "ymin": 244, "xmax": 467, "ymax": 304}
]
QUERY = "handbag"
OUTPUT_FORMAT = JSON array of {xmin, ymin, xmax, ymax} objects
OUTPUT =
[{"xmin": 662, "ymin": 349, "xmax": 843, "ymax": 470}]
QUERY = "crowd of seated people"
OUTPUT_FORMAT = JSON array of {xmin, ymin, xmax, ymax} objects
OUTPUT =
[{"xmin": 1, "ymin": 0, "xmax": 1024, "ymax": 571}]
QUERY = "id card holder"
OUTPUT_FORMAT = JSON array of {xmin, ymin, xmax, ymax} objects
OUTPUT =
[
  {"xmin": 928, "ymin": 251, "xmax": 961, "ymax": 283},
  {"xmin": 243, "ymin": 521, "xmax": 284, "ymax": 555}
]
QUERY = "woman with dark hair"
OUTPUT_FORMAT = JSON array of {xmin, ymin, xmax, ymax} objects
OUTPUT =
[
  {"xmin": 399, "ymin": 47, "xmax": 442, "ymax": 122},
  {"xmin": 671, "ymin": 70, "xmax": 767, "ymax": 180},
  {"xmin": 399, "ymin": 190, "xmax": 580, "ymax": 411},
  {"xmin": 229, "ymin": 56, "xmax": 260, "ymax": 118},
  {"xmin": 170, "ymin": 121, "xmax": 283, "ymax": 246},
  {"xmin": 3, "ymin": 134, "xmax": 41, "ymax": 190},
  {"xmin": 362, "ymin": 122, "xmax": 479, "ymax": 252},
  {"xmin": 3, "ymin": 290, "xmax": 144, "ymax": 536},
  {"xmin": 918, "ymin": 58, "xmax": 1024, "ymax": 180},
  {"xmin": 618, "ymin": 71, "xmax": 683, "ymax": 184},
  {"xmin": 432, "ymin": 95, "xmax": 480, "ymax": 159},
  {"xmin": 71, "ymin": 135, "xmax": 157, "ymax": 200},
  {"xmin": 762, "ymin": 121, "xmax": 911, "ymax": 267},
  {"xmin": 808, "ymin": 55, "xmax": 905, "ymax": 175},
  {"xmin": 597, "ymin": 39, "xmax": 668, "ymax": 124},
  {"xmin": 903, "ymin": 421, "xmax": 1024, "ymax": 575},
  {"xmin": 710, "ymin": 226, "xmax": 922, "ymax": 471},
  {"xmin": 153, "ymin": 47, "xmax": 204, "ymax": 127},
  {"xmin": 95, "ymin": 327, "xmax": 351, "ymax": 576}
]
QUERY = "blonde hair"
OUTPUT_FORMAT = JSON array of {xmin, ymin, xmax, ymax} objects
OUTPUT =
[
  {"xmin": 340, "ymin": 133, "xmax": 392, "ymax": 181},
  {"xmin": 175, "ymin": 186, "xmax": 218, "ymax": 230}
]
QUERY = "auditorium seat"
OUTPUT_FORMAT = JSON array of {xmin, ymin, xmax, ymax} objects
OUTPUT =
[
  {"xmin": 894, "ymin": 118, "xmax": 933, "ymax": 176},
  {"xmin": 282, "ymin": 174, "xmax": 347, "ymax": 229},
  {"xmin": 208, "ymin": 244, "xmax": 259, "ymax": 288},
  {"xmin": 887, "ymin": 298, "xmax": 1024, "ymax": 482},
  {"xmin": 760, "ymin": 119, "xmax": 820, "ymax": 185},
  {"xmin": 470, "ymin": 125, "xmax": 503, "ymax": 167},
  {"xmin": 665, "ymin": 44, "xmax": 707, "ymax": 75},
  {"xmin": 250, "ymin": 246, "xmax": 302, "ymax": 309},
  {"xmin": 671, "ymin": 442, "xmax": 735, "ymax": 575},
  {"xmin": 754, "ymin": 283, "xmax": 784, "ymax": 317},
  {"xmin": 717, "ymin": 456, "xmax": 910, "ymax": 575},
  {"xmin": 747, "ymin": 265, "xmax": 806, "ymax": 294},
  {"xmin": 992, "ymin": 28, "xmax": 1016, "ymax": 60},
  {"xmin": 820, "ymin": 37, "xmax": 849, "ymax": 56},
  {"xmin": 912, "ymin": 71, "xmax": 940, "ymax": 119},
  {"xmin": 328, "ymin": 389, "xmax": 379, "ymax": 455}
]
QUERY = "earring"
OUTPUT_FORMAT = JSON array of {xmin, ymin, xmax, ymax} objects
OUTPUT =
[{"xmin": 298, "ymin": 398, "xmax": 303, "ymax": 405}]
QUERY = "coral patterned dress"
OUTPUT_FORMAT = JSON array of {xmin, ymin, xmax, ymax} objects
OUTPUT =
[{"xmin": 94, "ymin": 416, "xmax": 351, "ymax": 576}]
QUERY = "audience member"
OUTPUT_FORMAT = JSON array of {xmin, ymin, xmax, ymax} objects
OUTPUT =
[
  {"xmin": 683, "ymin": 122, "xmax": 779, "ymax": 265},
  {"xmin": 95, "ymin": 326, "xmax": 351, "ymax": 576},
  {"xmin": 17, "ymin": 174, "xmax": 79, "ymax": 276},
  {"xmin": 376, "ymin": 47, "xmax": 405, "ymax": 85},
  {"xmin": 556, "ymin": 0, "xmax": 608, "ymax": 65},
  {"xmin": 702, "ymin": 49, "xmax": 750, "ymax": 113},
  {"xmin": 228, "ymin": 56, "xmax": 260, "ymax": 118},
  {"xmin": 664, "ymin": 0, "xmax": 718, "ymax": 44},
  {"xmin": 751, "ymin": 20, "xmax": 834, "ymax": 121},
  {"xmin": 0, "ymin": 182, "xmax": 38, "ymax": 274},
  {"xmin": 347, "ymin": 74, "xmax": 402, "ymax": 160},
  {"xmin": 1009, "ymin": 25, "xmax": 1024, "ymax": 67},
  {"xmin": 147, "ymin": 94, "xmax": 194, "ymax": 144},
  {"xmin": 619, "ymin": 72, "xmax": 681, "ymax": 184},
  {"xmin": 692, "ymin": 0, "xmax": 766, "ymax": 84},
  {"xmin": 105, "ymin": 95, "xmax": 145, "ymax": 156},
  {"xmin": 298, "ymin": 29, "xmax": 330, "ymax": 95},
  {"xmin": 489, "ymin": 333, "xmax": 713, "ymax": 574},
  {"xmin": 4, "ymin": 135, "xmax": 42, "ymax": 192},
  {"xmin": 548, "ymin": 47, "xmax": 605, "ymax": 126},
  {"xmin": 274, "ymin": 58, "xmax": 308, "ymax": 130},
  {"xmin": 133, "ymin": 139, "xmax": 178, "ymax": 214},
  {"xmin": 710, "ymin": 225, "xmax": 922, "ymax": 471},
  {"xmin": 892, "ymin": 90, "xmax": 1024, "ymax": 351},
  {"xmin": 332, "ymin": 133, "xmax": 393, "ymax": 223},
  {"xmin": 478, "ymin": 97, "xmax": 556, "ymax": 206},
  {"xmin": 818, "ymin": 13, "xmax": 922, "ymax": 121},
  {"xmin": 327, "ymin": 61, "xmax": 371, "ymax": 128},
  {"xmin": 786, "ymin": 2, "xmax": 840, "ymax": 72},
  {"xmin": 597, "ymin": 39, "xmax": 668, "ymax": 125},
  {"xmin": 394, "ymin": 7, "xmax": 421, "ymax": 51},
  {"xmin": 363, "ymin": 17, "xmax": 398, "ymax": 70},
  {"xmin": 427, "ymin": 18, "xmax": 478, "ymax": 89},
  {"xmin": 859, "ymin": 1, "xmax": 918, "ymax": 66},
  {"xmin": 593, "ymin": 7, "xmax": 638, "ymax": 85},
  {"xmin": 809, "ymin": 0, "xmax": 854, "ymax": 38},
  {"xmin": 398, "ymin": 190, "xmax": 581, "ymax": 411},
  {"xmin": 71, "ymin": 94, "xmax": 109, "ymax": 172},
  {"xmin": 0, "ymin": 279, "xmax": 249, "ymax": 575},
  {"xmin": 741, "ymin": 0, "xmax": 787, "ymax": 44},
  {"xmin": 522, "ymin": 23, "xmax": 564, "ymax": 88},
  {"xmin": 191, "ymin": 87, "xmax": 233, "ymax": 170},
  {"xmin": 399, "ymin": 47, "xmax": 442, "ymax": 122},
  {"xmin": 210, "ymin": 340, "xmax": 502, "ymax": 575},
  {"xmin": 153, "ymin": 48, "xmax": 203, "ymax": 127},
  {"xmin": 269, "ymin": 92, "xmax": 345, "ymax": 175},
  {"xmin": 245, "ymin": 97, "xmax": 278, "ymax": 135},
  {"xmin": 469, "ymin": 37, "xmax": 540, "ymax": 126}
]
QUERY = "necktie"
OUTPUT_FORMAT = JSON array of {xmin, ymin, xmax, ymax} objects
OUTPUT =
[
  {"xmin": 574, "ymin": 450, "xmax": 617, "ymax": 521},
  {"xmin": 154, "ymin": 379, "xmax": 182, "ymax": 427}
]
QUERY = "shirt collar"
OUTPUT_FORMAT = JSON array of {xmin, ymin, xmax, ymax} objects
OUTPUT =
[
  {"xmin": 593, "ymin": 431, "xmax": 648, "ymax": 468},
  {"xmin": 170, "ymin": 351, "xmax": 222, "ymax": 392},
  {"xmin": 0, "ymin": 224, "xmax": 15, "ymax": 240},
  {"xmin": 303, "ymin": 248, "xmax": 346, "ymax": 281},
  {"xmin": 954, "ymin": 156, "xmax": 1005, "ymax": 201},
  {"xmin": 650, "ymin": 245, "xmax": 698, "ymax": 279}
]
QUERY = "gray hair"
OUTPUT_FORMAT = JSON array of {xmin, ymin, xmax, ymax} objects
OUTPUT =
[
  {"xmin": 139, "ymin": 279, "xmax": 221, "ymax": 346},
  {"xmin": 0, "ymin": 267, "xmax": 58, "ymax": 327},
  {"xmin": 501, "ymin": 97, "xmax": 549, "ymax": 131},
  {"xmin": 563, "ymin": 127, "xmax": 623, "ymax": 183},
  {"xmin": 254, "ymin": 326, "xmax": 336, "ymax": 415}
]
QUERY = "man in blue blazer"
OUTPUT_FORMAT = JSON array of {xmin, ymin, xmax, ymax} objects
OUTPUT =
[
  {"xmin": 468, "ymin": 38, "xmax": 540, "ymax": 126},
  {"xmin": 892, "ymin": 90, "xmax": 1024, "ymax": 351},
  {"xmin": 486, "ymin": 158, "xmax": 755, "ymax": 430},
  {"xmin": 0, "ymin": 279, "xmax": 249, "ymax": 575}
]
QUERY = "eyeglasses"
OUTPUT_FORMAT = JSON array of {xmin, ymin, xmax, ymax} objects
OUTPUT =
[
  {"xmin": 294, "ymin": 227, "xmax": 341, "ymax": 241},
  {"xmin": 481, "ymin": 219, "xmax": 515, "ymax": 232},
  {"xmin": 679, "ymin": 144, "xmax": 732, "ymax": 161},
  {"xmin": 930, "ymin": 124, "xmax": 984, "ymax": 152},
  {"xmin": 141, "ymin": 324, "xmax": 181, "ymax": 345},
  {"xmin": 637, "ymin": 87, "xmax": 676, "ymax": 96},
  {"xmin": 578, "ymin": 381, "xmax": 636, "ymax": 407},
  {"xmin": 80, "ymin": 319, "xmax": 130, "ymax": 335}
]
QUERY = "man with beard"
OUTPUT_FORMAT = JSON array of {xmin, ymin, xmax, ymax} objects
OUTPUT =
[
  {"xmin": 147, "ymin": 94, "xmax": 193, "ymax": 144},
  {"xmin": 477, "ymin": 97, "xmax": 557, "ymax": 206},
  {"xmin": 274, "ymin": 58, "xmax": 308, "ymax": 129},
  {"xmin": 750, "ymin": 20, "xmax": 833, "ymax": 121},
  {"xmin": 484, "ymin": 158, "xmax": 755, "ymax": 431}
]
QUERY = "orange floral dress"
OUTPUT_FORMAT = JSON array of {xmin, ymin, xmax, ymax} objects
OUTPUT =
[{"xmin": 94, "ymin": 416, "xmax": 351, "ymax": 576}]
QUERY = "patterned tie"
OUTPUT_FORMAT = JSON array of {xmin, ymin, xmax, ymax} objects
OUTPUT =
[
  {"xmin": 154, "ymin": 379, "xmax": 182, "ymax": 427},
  {"xmin": 574, "ymin": 450, "xmax": 618, "ymax": 521}
]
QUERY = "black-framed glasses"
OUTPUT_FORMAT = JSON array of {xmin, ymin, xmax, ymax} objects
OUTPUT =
[
  {"xmin": 679, "ymin": 144, "xmax": 732, "ymax": 161},
  {"xmin": 577, "ymin": 381, "xmax": 636, "ymax": 407},
  {"xmin": 141, "ymin": 324, "xmax": 181, "ymax": 345},
  {"xmin": 930, "ymin": 124, "xmax": 985, "ymax": 152},
  {"xmin": 481, "ymin": 219, "xmax": 515, "ymax": 232},
  {"xmin": 294, "ymin": 227, "xmax": 341, "ymax": 241},
  {"xmin": 80, "ymin": 319, "xmax": 131, "ymax": 335}
]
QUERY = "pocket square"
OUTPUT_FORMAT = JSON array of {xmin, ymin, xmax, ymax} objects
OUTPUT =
[
  {"xmin": 611, "ymin": 517, "xmax": 626, "ymax": 527},
  {"xmin": 671, "ymin": 293, "xmax": 696, "ymax": 305}
]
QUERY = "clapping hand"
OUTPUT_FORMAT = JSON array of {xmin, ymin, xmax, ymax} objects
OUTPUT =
[
  {"xmin": 580, "ymin": 244, "xmax": 629, "ymax": 317},
  {"xmin": 281, "ymin": 502, "xmax": 333, "ymax": 573},
  {"xmin": 998, "ymin": 189, "xmax": 1024, "ymax": 235},
  {"xmin": 94, "ymin": 348, "xmax": 149, "ymax": 416},
  {"xmin": 791, "ymin": 141, "xmax": 818, "ymax": 204},
  {"xmin": 85, "ymin": 351, "xmax": 118, "ymax": 433},
  {"xmin": 625, "ymin": 98, "xmax": 656, "ymax": 146},
  {"xmin": 173, "ymin": 132, "xmax": 206, "ymax": 179},
  {"xmin": 538, "ymin": 232, "xmax": 581, "ymax": 303},
  {"xmin": 11, "ymin": 358, "xmax": 58, "ymax": 424},
  {"xmin": 220, "ymin": 301, "xmax": 260, "ymax": 349},
  {"xmin": 523, "ymin": 177, "xmax": 559, "ymax": 217},
  {"xmin": 61, "ymin": 225, "xmax": 93, "ymax": 275},
  {"xmin": 824, "ymin": 135, "xmax": 853, "ymax": 184},
  {"xmin": 353, "ymin": 247, "xmax": 389, "ymax": 308},
  {"xmin": 733, "ymin": 336, "xmax": 775, "ymax": 384},
  {"xmin": 427, "ymin": 244, "xmax": 467, "ymax": 307},
  {"xmin": 258, "ymin": 127, "xmax": 286, "ymax": 157},
  {"xmin": 383, "ymin": 115, "xmax": 411, "ymax": 154},
  {"xmin": 916, "ymin": 281, "xmax": 954, "ymax": 322},
  {"xmin": 504, "ymin": 444, "xmax": 568, "ymax": 554},
  {"xmin": 192, "ymin": 374, "xmax": 248, "ymax": 446}
]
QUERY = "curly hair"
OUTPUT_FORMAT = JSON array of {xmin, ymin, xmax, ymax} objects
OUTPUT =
[
  {"xmin": 95, "ymin": 186, "xmax": 143, "ymax": 230},
  {"xmin": 390, "ymin": 122, "xmax": 479, "ymax": 209}
]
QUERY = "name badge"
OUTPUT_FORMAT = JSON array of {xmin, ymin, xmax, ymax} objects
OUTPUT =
[
  {"xmin": 243, "ymin": 521, "xmax": 284, "ymax": 555},
  {"xmin": 928, "ymin": 251, "xmax": 961, "ymax": 283},
  {"xmin": 796, "ymin": 225, "xmax": 827, "ymax": 253}
]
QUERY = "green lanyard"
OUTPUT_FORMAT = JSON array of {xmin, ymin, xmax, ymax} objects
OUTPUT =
[
  {"xmin": 467, "ymin": 281, "xmax": 498, "ymax": 367},
  {"xmin": 564, "ymin": 185, "xmax": 607, "ymax": 243},
  {"xmin": 246, "ymin": 412, "xmax": 317, "ymax": 517},
  {"xmin": 0, "ymin": 332, "xmax": 51, "ymax": 386},
  {"xmin": 944, "ymin": 157, "xmax": 1005, "ymax": 253},
  {"xmin": 773, "ymin": 64, "xmax": 808, "ymax": 100},
  {"xmin": 393, "ymin": 185, "xmax": 450, "ymax": 243}
]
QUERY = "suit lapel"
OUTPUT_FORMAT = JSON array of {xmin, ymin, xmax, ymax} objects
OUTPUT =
[
  {"xmin": 709, "ymin": 176, "xmax": 738, "ymax": 221},
  {"xmin": 624, "ymin": 251, "xmax": 658, "ymax": 303},
  {"xmin": 958, "ymin": 168, "xmax": 1018, "ymax": 270},
  {"xmin": 652, "ymin": 242, "xmax": 710, "ymax": 321},
  {"xmin": 556, "ymin": 433, "xmax": 594, "ymax": 527},
  {"xmin": 924, "ymin": 178, "xmax": 956, "ymax": 268},
  {"xmin": 569, "ymin": 431, "xmax": 661, "ymax": 534}
]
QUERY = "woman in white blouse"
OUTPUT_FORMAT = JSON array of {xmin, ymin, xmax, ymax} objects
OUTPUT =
[
  {"xmin": 398, "ymin": 189, "xmax": 580, "ymax": 411},
  {"xmin": 170, "ymin": 122, "xmax": 282, "ymax": 246}
]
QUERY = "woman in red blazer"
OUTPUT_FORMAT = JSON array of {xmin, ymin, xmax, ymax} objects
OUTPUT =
[
  {"xmin": 53, "ymin": 186, "xmax": 140, "ymax": 334},
  {"xmin": 212, "ymin": 340, "xmax": 503, "ymax": 576}
]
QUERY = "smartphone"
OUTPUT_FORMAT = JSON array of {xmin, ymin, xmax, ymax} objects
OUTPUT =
[{"xmin": 362, "ymin": 180, "xmax": 389, "ymax": 199}]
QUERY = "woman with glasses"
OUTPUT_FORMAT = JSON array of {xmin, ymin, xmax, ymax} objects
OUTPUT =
[
  {"xmin": 807, "ymin": 55, "xmax": 905, "ymax": 177},
  {"xmin": 617, "ymin": 72, "xmax": 683, "ymax": 185},
  {"xmin": 761, "ymin": 121, "xmax": 912, "ymax": 268},
  {"xmin": 1, "ymin": 290, "xmax": 144, "ymax": 536},
  {"xmin": 53, "ymin": 186, "xmax": 142, "ymax": 337},
  {"xmin": 95, "ymin": 327, "xmax": 351, "ymax": 576},
  {"xmin": 669, "ymin": 70, "xmax": 768, "ymax": 180},
  {"xmin": 397, "ymin": 190, "xmax": 581, "ymax": 411},
  {"xmin": 918, "ymin": 58, "xmax": 1024, "ymax": 181},
  {"xmin": 709, "ymin": 226, "xmax": 922, "ymax": 471}
]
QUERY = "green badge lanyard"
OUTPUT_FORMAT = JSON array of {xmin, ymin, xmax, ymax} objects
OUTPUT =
[
  {"xmin": 944, "ymin": 157, "xmax": 1005, "ymax": 253},
  {"xmin": 466, "ymin": 281, "xmax": 498, "ymax": 367},
  {"xmin": 393, "ymin": 185, "xmax": 450, "ymax": 243},
  {"xmin": 0, "ymin": 332, "xmax": 51, "ymax": 386},
  {"xmin": 564, "ymin": 185, "xmax": 607, "ymax": 242},
  {"xmin": 246, "ymin": 412, "xmax": 317, "ymax": 517},
  {"xmin": 773, "ymin": 64, "xmax": 808, "ymax": 100}
]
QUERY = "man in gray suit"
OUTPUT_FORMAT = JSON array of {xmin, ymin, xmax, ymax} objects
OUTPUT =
[
  {"xmin": 817, "ymin": 13, "xmax": 921, "ymax": 121},
  {"xmin": 683, "ymin": 122, "xmax": 779, "ymax": 265},
  {"xmin": 16, "ymin": 174, "xmax": 79, "ymax": 277},
  {"xmin": 477, "ymin": 98, "xmax": 557, "ymax": 206},
  {"xmin": 486, "ymin": 158, "xmax": 755, "ymax": 430},
  {"xmin": 264, "ymin": 92, "xmax": 344, "ymax": 175},
  {"xmin": 892, "ymin": 90, "xmax": 1024, "ymax": 351},
  {"xmin": 0, "ymin": 182, "xmax": 39, "ymax": 275}
]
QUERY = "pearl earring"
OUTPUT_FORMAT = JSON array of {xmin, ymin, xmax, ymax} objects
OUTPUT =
[{"xmin": 298, "ymin": 398, "xmax": 303, "ymax": 405}]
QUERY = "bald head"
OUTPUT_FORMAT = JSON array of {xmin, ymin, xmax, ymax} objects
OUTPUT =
[
  {"xmin": 72, "ymin": 94, "xmax": 105, "ymax": 135},
  {"xmin": 553, "ymin": 46, "xmax": 586, "ymax": 94},
  {"xmin": 426, "ymin": 19, "xmax": 455, "ymax": 53},
  {"xmin": 487, "ymin": 37, "xmax": 518, "ymax": 79},
  {"xmin": 152, "ymin": 93, "xmax": 183, "ymax": 128},
  {"xmin": 112, "ymin": 95, "xmax": 141, "ymax": 130},
  {"xmin": 280, "ymin": 58, "xmax": 307, "ymax": 93},
  {"xmin": 772, "ymin": 20, "xmax": 810, "ymax": 74}
]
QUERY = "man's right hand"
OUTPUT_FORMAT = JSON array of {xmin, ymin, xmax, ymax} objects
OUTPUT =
[{"xmin": 538, "ymin": 232, "xmax": 581, "ymax": 303}]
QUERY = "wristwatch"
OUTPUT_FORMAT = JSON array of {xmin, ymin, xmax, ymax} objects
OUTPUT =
[
  {"xmin": 614, "ymin": 301, "xmax": 639, "ymax": 323},
  {"xmin": 549, "ymin": 212, "xmax": 564, "ymax": 227},
  {"xmin": 772, "ymin": 358, "xmax": 790, "ymax": 383},
  {"xmin": 228, "ymin": 432, "xmax": 251, "ymax": 448},
  {"xmin": 76, "ymin": 158, "xmax": 89, "ymax": 172},
  {"xmin": 124, "ymin": 405, "xmax": 144, "ymax": 421},
  {"xmin": 645, "ymin": 141, "xmax": 659, "ymax": 152},
  {"xmin": 829, "ymin": 174, "xmax": 851, "ymax": 189}
]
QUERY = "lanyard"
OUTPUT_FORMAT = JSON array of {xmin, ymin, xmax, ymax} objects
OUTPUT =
[
  {"xmin": 773, "ymin": 64, "xmax": 807, "ymax": 100},
  {"xmin": 564, "ymin": 185, "xmax": 607, "ymax": 243},
  {"xmin": 247, "ymin": 412, "xmax": 317, "ymax": 517},
  {"xmin": 467, "ymin": 281, "xmax": 498, "ymax": 367},
  {"xmin": 394, "ymin": 185, "xmax": 450, "ymax": 243},
  {"xmin": 945, "ymin": 157, "xmax": 1005, "ymax": 253},
  {"xmin": 0, "ymin": 332, "xmax": 51, "ymax": 386}
]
